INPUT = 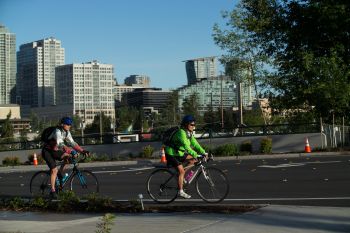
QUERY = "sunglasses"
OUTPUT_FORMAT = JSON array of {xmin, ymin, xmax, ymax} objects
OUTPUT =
[{"xmin": 189, "ymin": 124, "xmax": 196, "ymax": 126}]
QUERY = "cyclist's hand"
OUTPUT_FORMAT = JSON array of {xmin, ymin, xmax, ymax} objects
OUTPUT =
[{"xmin": 70, "ymin": 150, "xmax": 78, "ymax": 158}]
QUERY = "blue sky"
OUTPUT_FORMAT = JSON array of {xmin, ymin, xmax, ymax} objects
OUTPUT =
[{"xmin": 0, "ymin": 0, "xmax": 237, "ymax": 89}]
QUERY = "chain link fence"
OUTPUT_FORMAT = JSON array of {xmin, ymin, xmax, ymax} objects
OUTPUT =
[{"xmin": 321, "ymin": 124, "xmax": 350, "ymax": 148}]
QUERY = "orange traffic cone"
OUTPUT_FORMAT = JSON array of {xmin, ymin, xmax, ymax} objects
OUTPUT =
[
  {"xmin": 33, "ymin": 153, "xmax": 38, "ymax": 166},
  {"xmin": 305, "ymin": 138, "xmax": 312, "ymax": 153},
  {"xmin": 160, "ymin": 147, "xmax": 167, "ymax": 164}
]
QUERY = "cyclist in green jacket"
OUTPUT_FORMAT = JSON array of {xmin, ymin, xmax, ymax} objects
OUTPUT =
[{"xmin": 165, "ymin": 115, "xmax": 207, "ymax": 199}]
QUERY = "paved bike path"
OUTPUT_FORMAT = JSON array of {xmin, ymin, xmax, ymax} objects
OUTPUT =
[{"xmin": 1, "ymin": 205, "xmax": 350, "ymax": 233}]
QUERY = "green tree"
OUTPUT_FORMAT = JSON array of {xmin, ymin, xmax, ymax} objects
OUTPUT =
[
  {"xmin": 115, "ymin": 107, "xmax": 139, "ymax": 132},
  {"xmin": 1, "ymin": 111, "xmax": 14, "ymax": 138},
  {"xmin": 182, "ymin": 93, "xmax": 202, "ymax": 125},
  {"xmin": 213, "ymin": 3, "xmax": 271, "ymax": 125},
  {"xmin": 85, "ymin": 112, "xmax": 112, "ymax": 135},
  {"xmin": 222, "ymin": 0, "xmax": 350, "ymax": 124},
  {"xmin": 160, "ymin": 91, "xmax": 180, "ymax": 126}
]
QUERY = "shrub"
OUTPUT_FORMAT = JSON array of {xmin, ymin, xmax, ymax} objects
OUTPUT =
[
  {"xmin": 260, "ymin": 137, "xmax": 272, "ymax": 154},
  {"xmin": 86, "ymin": 193, "xmax": 113, "ymax": 212},
  {"xmin": 202, "ymin": 144, "xmax": 214, "ymax": 154},
  {"xmin": 8, "ymin": 197, "xmax": 25, "ymax": 210},
  {"xmin": 240, "ymin": 140, "xmax": 252, "ymax": 155},
  {"xmin": 140, "ymin": 145, "xmax": 154, "ymax": 158},
  {"xmin": 2, "ymin": 156, "xmax": 21, "ymax": 166},
  {"xmin": 214, "ymin": 144, "xmax": 239, "ymax": 156},
  {"xmin": 30, "ymin": 196, "xmax": 49, "ymax": 209},
  {"xmin": 57, "ymin": 191, "xmax": 80, "ymax": 212},
  {"xmin": 94, "ymin": 154, "xmax": 110, "ymax": 161}
]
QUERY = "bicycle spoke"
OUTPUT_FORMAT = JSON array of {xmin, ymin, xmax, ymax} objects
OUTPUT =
[
  {"xmin": 70, "ymin": 170, "xmax": 99, "ymax": 198},
  {"xmin": 196, "ymin": 167, "xmax": 229, "ymax": 203},
  {"xmin": 30, "ymin": 171, "xmax": 51, "ymax": 197},
  {"xmin": 147, "ymin": 168, "xmax": 178, "ymax": 204}
]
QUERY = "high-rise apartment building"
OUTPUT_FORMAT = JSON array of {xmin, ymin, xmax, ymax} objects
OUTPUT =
[
  {"xmin": 17, "ymin": 37, "xmax": 64, "ymax": 107},
  {"xmin": 124, "ymin": 75, "xmax": 150, "ymax": 87},
  {"xmin": 178, "ymin": 76, "xmax": 237, "ymax": 115},
  {"xmin": 184, "ymin": 56, "xmax": 217, "ymax": 85},
  {"xmin": 0, "ymin": 25, "xmax": 16, "ymax": 104},
  {"xmin": 55, "ymin": 61, "xmax": 115, "ymax": 124}
]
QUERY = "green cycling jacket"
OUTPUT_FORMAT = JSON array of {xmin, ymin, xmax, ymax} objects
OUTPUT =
[{"xmin": 165, "ymin": 128, "xmax": 205, "ymax": 158}]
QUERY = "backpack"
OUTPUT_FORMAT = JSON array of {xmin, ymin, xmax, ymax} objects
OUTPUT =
[
  {"xmin": 41, "ymin": 126, "xmax": 57, "ymax": 143},
  {"xmin": 162, "ymin": 126, "xmax": 180, "ymax": 149}
]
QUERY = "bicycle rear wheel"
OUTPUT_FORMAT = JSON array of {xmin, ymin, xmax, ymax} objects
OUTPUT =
[
  {"xmin": 147, "ymin": 168, "xmax": 178, "ymax": 204},
  {"xmin": 195, "ymin": 167, "xmax": 229, "ymax": 203},
  {"xmin": 69, "ymin": 170, "xmax": 99, "ymax": 198},
  {"xmin": 30, "ymin": 171, "xmax": 51, "ymax": 197}
]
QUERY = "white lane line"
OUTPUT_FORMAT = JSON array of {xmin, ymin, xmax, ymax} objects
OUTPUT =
[
  {"xmin": 92, "ymin": 167, "xmax": 154, "ymax": 174},
  {"xmin": 113, "ymin": 197, "xmax": 350, "ymax": 202},
  {"xmin": 304, "ymin": 161, "xmax": 341, "ymax": 164},
  {"xmin": 259, "ymin": 161, "xmax": 342, "ymax": 168},
  {"xmin": 259, "ymin": 163, "xmax": 305, "ymax": 168}
]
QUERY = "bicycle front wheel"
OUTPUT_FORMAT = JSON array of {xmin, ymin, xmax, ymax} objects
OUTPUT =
[
  {"xmin": 30, "ymin": 171, "xmax": 51, "ymax": 197},
  {"xmin": 196, "ymin": 167, "xmax": 229, "ymax": 203},
  {"xmin": 69, "ymin": 170, "xmax": 99, "ymax": 198},
  {"xmin": 147, "ymin": 168, "xmax": 178, "ymax": 204}
]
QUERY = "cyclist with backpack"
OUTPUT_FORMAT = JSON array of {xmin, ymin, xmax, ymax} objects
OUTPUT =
[
  {"xmin": 164, "ymin": 115, "xmax": 207, "ymax": 199},
  {"xmin": 42, "ymin": 117, "xmax": 89, "ymax": 198}
]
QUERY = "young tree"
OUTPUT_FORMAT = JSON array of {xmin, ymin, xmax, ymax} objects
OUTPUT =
[
  {"xmin": 213, "ymin": 2, "xmax": 272, "ymax": 125},
  {"xmin": 1, "ymin": 111, "xmax": 14, "ymax": 139},
  {"xmin": 182, "ymin": 93, "xmax": 202, "ymax": 125}
]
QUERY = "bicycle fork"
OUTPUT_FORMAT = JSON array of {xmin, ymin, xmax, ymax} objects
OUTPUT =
[
  {"xmin": 201, "ymin": 167, "xmax": 215, "ymax": 187},
  {"xmin": 76, "ymin": 171, "xmax": 88, "ymax": 189}
]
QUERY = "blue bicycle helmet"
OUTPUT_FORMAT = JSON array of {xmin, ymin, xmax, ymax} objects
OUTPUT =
[
  {"xmin": 181, "ymin": 115, "xmax": 195, "ymax": 126},
  {"xmin": 60, "ymin": 117, "xmax": 73, "ymax": 125}
]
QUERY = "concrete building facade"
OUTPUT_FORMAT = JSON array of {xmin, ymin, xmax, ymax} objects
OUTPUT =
[
  {"xmin": 113, "ymin": 84, "xmax": 144, "ymax": 106},
  {"xmin": 55, "ymin": 61, "xmax": 115, "ymax": 124},
  {"xmin": 0, "ymin": 25, "xmax": 16, "ymax": 104},
  {"xmin": 123, "ymin": 88, "xmax": 172, "ymax": 114},
  {"xmin": 184, "ymin": 56, "xmax": 217, "ymax": 85},
  {"xmin": 17, "ymin": 37, "xmax": 64, "ymax": 107},
  {"xmin": 124, "ymin": 75, "xmax": 150, "ymax": 87},
  {"xmin": 177, "ymin": 75, "xmax": 255, "ymax": 115}
]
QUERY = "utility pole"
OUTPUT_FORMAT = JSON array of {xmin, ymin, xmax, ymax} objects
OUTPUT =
[
  {"xmin": 99, "ymin": 107, "xmax": 103, "ymax": 144},
  {"xmin": 238, "ymin": 82, "xmax": 243, "ymax": 135},
  {"xmin": 220, "ymin": 74, "xmax": 224, "ymax": 130}
]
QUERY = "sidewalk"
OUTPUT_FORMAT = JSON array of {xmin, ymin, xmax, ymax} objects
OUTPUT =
[{"xmin": 1, "ymin": 205, "xmax": 349, "ymax": 233}]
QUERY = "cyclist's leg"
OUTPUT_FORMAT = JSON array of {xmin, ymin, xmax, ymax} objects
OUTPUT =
[
  {"xmin": 176, "ymin": 155, "xmax": 192, "ymax": 198},
  {"xmin": 184, "ymin": 154, "xmax": 196, "ymax": 170},
  {"xmin": 59, "ymin": 153, "xmax": 70, "ymax": 177},
  {"xmin": 42, "ymin": 149, "xmax": 59, "ymax": 193},
  {"xmin": 165, "ymin": 155, "xmax": 184, "ymax": 190}
]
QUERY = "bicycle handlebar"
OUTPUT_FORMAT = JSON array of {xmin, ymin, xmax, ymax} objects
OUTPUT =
[
  {"xmin": 69, "ymin": 152, "xmax": 88, "ymax": 164},
  {"xmin": 195, "ymin": 153, "xmax": 214, "ymax": 165}
]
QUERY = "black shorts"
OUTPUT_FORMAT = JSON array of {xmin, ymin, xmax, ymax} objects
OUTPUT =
[
  {"xmin": 42, "ymin": 148, "xmax": 65, "ymax": 170},
  {"xmin": 165, "ymin": 154, "xmax": 188, "ymax": 168}
]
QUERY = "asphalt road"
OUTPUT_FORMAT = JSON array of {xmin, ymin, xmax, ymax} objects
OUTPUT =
[{"xmin": 1, "ymin": 155, "xmax": 350, "ymax": 206}]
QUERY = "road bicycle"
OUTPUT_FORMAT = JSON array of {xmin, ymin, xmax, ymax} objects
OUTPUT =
[
  {"xmin": 30, "ymin": 152, "xmax": 99, "ymax": 198},
  {"xmin": 146, "ymin": 154, "xmax": 229, "ymax": 204}
]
